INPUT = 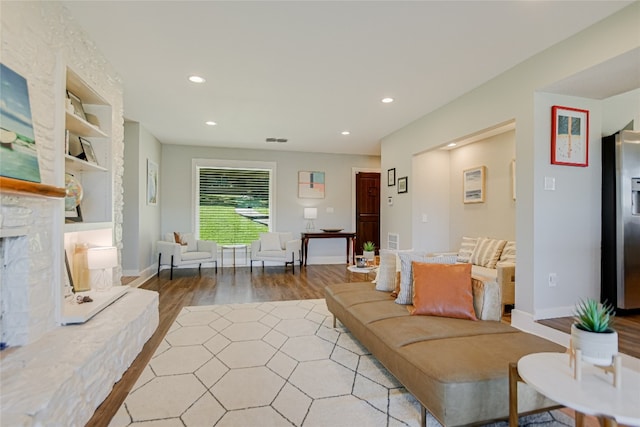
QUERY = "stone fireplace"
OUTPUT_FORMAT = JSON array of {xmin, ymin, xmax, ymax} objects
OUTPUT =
[{"xmin": 0, "ymin": 193, "xmax": 60, "ymax": 349}]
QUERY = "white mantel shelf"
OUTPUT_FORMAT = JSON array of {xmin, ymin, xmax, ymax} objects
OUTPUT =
[{"xmin": 61, "ymin": 286, "xmax": 129, "ymax": 325}]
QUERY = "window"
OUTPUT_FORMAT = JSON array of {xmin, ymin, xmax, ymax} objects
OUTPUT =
[{"xmin": 195, "ymin": 160, "xmax": 274, "ymax": 244}]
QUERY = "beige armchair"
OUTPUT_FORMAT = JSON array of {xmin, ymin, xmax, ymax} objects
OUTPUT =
[
  {"xmin": 157, "ymin": 232, "xmax": 217, "ymax": 279},
  {"xmin": 250, "ymin": 232, "xmax": 302, "ymax": 273}
]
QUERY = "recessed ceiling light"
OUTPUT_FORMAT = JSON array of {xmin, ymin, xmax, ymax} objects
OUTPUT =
[
  {"xmin": 189, "ymin": 75, "xmax": 206, "ymax": 83},
  {"xmin": 447, "ymin": 143, "xmax": 457, "ymax": 147},
  {"xmin": 341, "ymin": 131, "xmax": 350, "ymax": 135},
  {"xmin": 381, "ymin": 97, "xmax": 394, "ymax": 104},
  {"xmin": 205, "ymin": 121, "xmax": 217, "ymax": 126}
]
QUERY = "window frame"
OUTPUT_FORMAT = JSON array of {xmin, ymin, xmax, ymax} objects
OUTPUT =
[{"xmin": 192, "ymin": 158, "xmax": 277, "ymax": 240}]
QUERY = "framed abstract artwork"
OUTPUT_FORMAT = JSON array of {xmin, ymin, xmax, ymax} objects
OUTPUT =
[
  {"xmin": 551, "ymin": 105, "xmax": 589, "ymax": 167},
  {"xmin": 298, "ymin": 171, "xmax": 325, "ymax": 198},
  {"xmin": 463, "ymin": 166, "xmax": 486, "ymax": 203}
]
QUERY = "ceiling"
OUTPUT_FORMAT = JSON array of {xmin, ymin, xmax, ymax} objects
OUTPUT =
[{"xmin": 62, "ymin": 1, "xmax": 633, "ymax": 156}]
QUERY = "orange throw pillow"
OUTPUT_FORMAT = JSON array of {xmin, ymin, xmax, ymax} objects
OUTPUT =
[
  {"xmin": 410, "ymin": 262, "xmax": 477, "ymax": 320},
  {"xmin": 173, "ymin": 232, "xmax": 187, "ymax": 246}
]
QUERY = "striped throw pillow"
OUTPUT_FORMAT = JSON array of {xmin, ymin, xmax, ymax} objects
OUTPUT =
[
  {"xmin": 395, "ymin": 252, "xmax": 457, "ymax": 305},
  {"xmin": 469, "ymin": 238, "xmax": 507, "ymax": 269},
  {"xmin": 457, "ymin": 236, "xmax": 478, "ymax": 263}
]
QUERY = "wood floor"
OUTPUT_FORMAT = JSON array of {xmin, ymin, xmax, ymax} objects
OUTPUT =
[{"xmin": 87, "ymin": 265, "xmax": 640, "ymax": 426}]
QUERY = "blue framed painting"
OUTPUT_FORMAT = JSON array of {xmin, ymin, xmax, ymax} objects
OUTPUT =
[{"xmin": 0, "ymin": 63, "xmax": 41, "ymax": 183}]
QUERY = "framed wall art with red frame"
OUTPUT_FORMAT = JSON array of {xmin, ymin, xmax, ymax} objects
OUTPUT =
[{"xmin": 551, "ymin": 105, "xmax": 589, "ymax": 167}]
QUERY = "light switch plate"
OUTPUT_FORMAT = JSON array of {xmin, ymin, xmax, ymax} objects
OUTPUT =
[{"xmin": 544, "ymin": 176, "xmax": 556, "ymax": 191}]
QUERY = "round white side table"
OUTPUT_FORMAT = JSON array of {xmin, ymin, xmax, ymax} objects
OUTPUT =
[{"xmin": 517, "ymin": 352, "xmax": 640, "ymax": 426}]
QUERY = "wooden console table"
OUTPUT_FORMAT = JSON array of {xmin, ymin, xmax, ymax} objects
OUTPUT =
[{"xmin": 301, "ymin": 231, "xmax": 356, "ymax": 266}]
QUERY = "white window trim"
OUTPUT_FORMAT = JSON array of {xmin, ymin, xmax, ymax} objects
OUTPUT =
[{"xmin": 192, "ymin": 159, "xmax": 277, "ymax": 238}]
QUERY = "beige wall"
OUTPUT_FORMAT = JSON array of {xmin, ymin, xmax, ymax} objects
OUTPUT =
[{"xmin": 410, "ymin": 130, "xmax": 515, "ymax": 253}]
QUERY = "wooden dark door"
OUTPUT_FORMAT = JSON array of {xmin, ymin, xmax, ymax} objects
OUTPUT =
[{"xmin": 355, "ymin": 172, "xmax": 380, "ymax": 254}]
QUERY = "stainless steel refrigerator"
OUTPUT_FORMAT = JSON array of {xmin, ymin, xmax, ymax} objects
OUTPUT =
[{"xmin": 601, "ymin": 130, "xmax": 640, "ymax": 311}]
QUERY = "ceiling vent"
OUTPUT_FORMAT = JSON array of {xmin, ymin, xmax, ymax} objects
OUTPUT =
[{"xmin": 266, "ymin": 138, "xmax": 288, "ymax": 143}]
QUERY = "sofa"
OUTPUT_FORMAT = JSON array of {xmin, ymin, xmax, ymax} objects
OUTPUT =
[
  {"xmin": 250, "ymin": 231, "xmax": 302, "ymax": 273},
  {"xmin": 431, "ymin": 237, "xmax": 516, "ymax": 313},
  {"xmin": 157, "ymin": 232, "xmax": 218, "ymax": 279},
  {"xmin": 325, "ymin": 262, "xmax": 564, "ymax": 426}
]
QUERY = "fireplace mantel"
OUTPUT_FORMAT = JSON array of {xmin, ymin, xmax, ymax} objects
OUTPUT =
[{"xmin": 0, "ymin": 177, "xmax": 66, "ymax": 199}]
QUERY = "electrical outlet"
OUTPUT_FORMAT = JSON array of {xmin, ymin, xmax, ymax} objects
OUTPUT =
[{"xmin": 548, "ymin": 273, "xmax": 557, "ymax": 287}]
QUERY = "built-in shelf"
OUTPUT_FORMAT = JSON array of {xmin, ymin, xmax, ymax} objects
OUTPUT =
[
  {"xmin": 64, "ymin": 221, "xmax": 112, "ymax": 233},
  {"xmin": 65, "ymin": 112, "xmax": 108, "ymax": 138},
  {"xmin": 60, "ymin": 286, "xmax": 129, "ymax": 325},
  {"xmin": 65, "ymin": 154, "xmax": 108, "ymax": 172},
  {"xmin": 0, "ymin": 176, "xmax": 66, "ymax": 198}
]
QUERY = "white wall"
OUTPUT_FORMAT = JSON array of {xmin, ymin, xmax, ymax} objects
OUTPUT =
[
  {"xmin": 380, "ymin": 3, "xmax": 640, "ymax": 323},
  {"xmin": 411, "ymin": 150, "xmax": 450, "ymax": 252},
  {"xmin": 160, "ymin": 144, "xmax": 379, "ymax": 264},
  {"xmin": 123, "ymin": 122, "xmax": 162, "ymax": 276}
]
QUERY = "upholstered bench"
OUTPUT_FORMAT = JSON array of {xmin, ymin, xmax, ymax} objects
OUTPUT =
[{"xmin": 325, "ymin": 282, "xmax": 564, "ymax": 426}]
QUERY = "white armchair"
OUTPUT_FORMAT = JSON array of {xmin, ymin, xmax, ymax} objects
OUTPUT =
[
  {"xmin": 157, "ymin": 232, "xmax": 218, "ymax": 279},
  {"xmin": 250, "ymin": 232, "xmax": 302, "ymax": 273}
]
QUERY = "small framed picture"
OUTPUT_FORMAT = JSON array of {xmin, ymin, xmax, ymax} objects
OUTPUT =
[
  {"xmin": 551, "ymin": 105, "xmax": 589, "ymax": 167},
  {"xmin": 79, "ymin": 137, "xmax": 98, "ymax": 165},
  {"xmin": 66, "ymin": 90, "xmax": 87, "ymax": 121},
  {"xmin": 68, "ymin": 132, "xmax": 86, "ymax": 160},
  {"xmin": 463, "ymin": 166, "xmax": 486, "ymax": 203},
  {"xmin": 397, "ymin": 176, "xmax": 408, "ymax": 194},
  {"xmin": 387, "ymin": 168, "xmax": 396, "ymax": 186},
  {"xmin": 64, "ymin": 251, "xmax": 75, "ymax": 294}
]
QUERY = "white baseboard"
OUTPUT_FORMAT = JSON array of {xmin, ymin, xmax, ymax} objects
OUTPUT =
[
  {"xmin": 511, "ymin": 309, "xmax": 570, "ymax": 348},
  {"xmin": 532, "ymin": 305, "xmax": 574, "ymax": 320}
]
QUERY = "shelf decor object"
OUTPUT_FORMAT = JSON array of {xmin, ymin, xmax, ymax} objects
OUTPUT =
[
  {"xmin": 463, "ymin": 166, "xmax": 486, "ymax": 204},
  {"xmin": 66, "ymin": 90, "xmax": 87, "ymax": 121},
  {"xmin": 64, "ymin": 173, "xmax": 83, "ymax": 223},
  {"xmin": 0, "ymin": 63, "xmax": 41, "ymax": 183},
  {"xmin": 298, "ymin": 171, "xmax": 325, "ymax": 199},
  {"xmin": 551, "ymin": 105, "xmax": 589, "ymax": 167}
]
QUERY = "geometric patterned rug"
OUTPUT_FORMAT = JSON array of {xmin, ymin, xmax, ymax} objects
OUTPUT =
[{"xmin": 108, "ymin": 299, "xmax": 573, "ymax": 427}]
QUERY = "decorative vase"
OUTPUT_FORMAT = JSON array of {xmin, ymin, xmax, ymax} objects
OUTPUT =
[
  {"xmin": 363, "ymin": 250, "xmax": 375, "ymax": 261},
  {"xmin": 570, "ymin": 323, "xmax": 618, "ymax": 366}
]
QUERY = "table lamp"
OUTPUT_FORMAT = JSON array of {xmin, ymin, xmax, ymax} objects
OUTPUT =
[
  {"xmin": 87, "ymin": 246, "xmax": 117, "ymax": 291},
  {"xmin": 304, "ymin": 207, "xmax": 317, "ymax": 231}
]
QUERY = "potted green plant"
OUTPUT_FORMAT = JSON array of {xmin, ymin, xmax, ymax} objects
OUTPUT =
[
  {"xmin": 362, "ymin": 241, "xmax": 376, "ymax": 261},
  {"xmin": 571, "ymin": 298, "xmax": 617, "ymax": 365}
]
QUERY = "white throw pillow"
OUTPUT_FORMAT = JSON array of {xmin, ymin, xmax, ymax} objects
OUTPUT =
[
  {"xmin": 498, "ymin": 241, "xmax": 516, "ymax": 264},
  {"xmin": 374, "ymin": 249, "xmax": 398, "ymax": 291},
  {"xmin": 260, "ymin": 232, "xmax": 282, "ymax": 251},
  {"xmin": 179, "ymin": 233, "xmax": 197, "ymax": 252},
  {"xmin": 395, "ymin": 252, "xmax": 457, "ymax": 305}
]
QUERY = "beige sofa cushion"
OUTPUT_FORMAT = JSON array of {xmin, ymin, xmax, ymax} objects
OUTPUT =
[
  {"xmin": 375, "ymin": 249, "xmax": 399, "ymax": 292},
  {"xmin": 498, "ymin": 240, "xmax": 516, "ymax": 265},
  {"xmin": 456, "ymin": 236, "xmax": 478, "ymax": 263},
  {"xmin": 470, "ymin": 238, "xmax": 506, "ymax": 269}
]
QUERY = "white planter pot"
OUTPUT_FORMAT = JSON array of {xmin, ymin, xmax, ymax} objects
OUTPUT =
[
  {"xmin": 570, "ymin": 323, "xmax": 618, "ymax": 366},
  {"xmin": 363, "ymin": 250, "xmax": 375, "ymax": 261}
]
